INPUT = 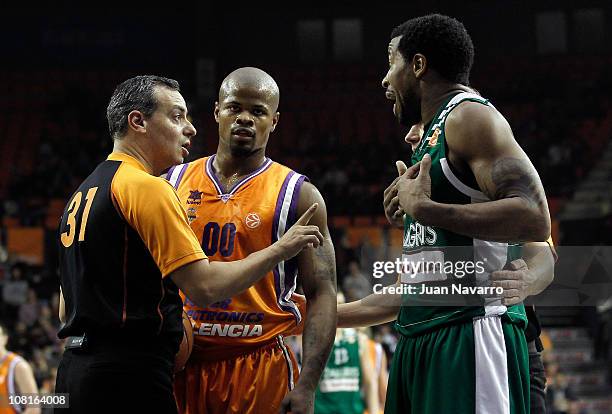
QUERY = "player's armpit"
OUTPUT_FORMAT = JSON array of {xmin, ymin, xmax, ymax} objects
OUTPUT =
[
  {"xmin": 337, "ymin": 281, "xmax": 401, "ymax": 328},
  {"xmin": 434, "ymin": 102, "xmax": 551, "ymax": 242}
]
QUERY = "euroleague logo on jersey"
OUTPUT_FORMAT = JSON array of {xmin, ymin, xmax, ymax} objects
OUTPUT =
[{"xmin": 245, "ymin": 212, "xmax": 261, "ymax": 229}]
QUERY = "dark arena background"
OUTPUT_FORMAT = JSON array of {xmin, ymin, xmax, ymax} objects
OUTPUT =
[{"xmin": 1, "ymin": 2, "xmax": 611, "ymax": 413}]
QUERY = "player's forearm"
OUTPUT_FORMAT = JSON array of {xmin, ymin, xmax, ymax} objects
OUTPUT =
[
  {"xmin": 297, "ymin": 293, "xmax": 337, "ymax": 392},
  {"xmin": 338, "ymin": 281, "xmax": 402, "ymax": 328},
  {"xmin": 522, "ymin": 242, "xmax": 555, "ymax": 296},
  {"xmin": 360, "ymin": 344, "xmax": 380, "ymax": 414},
  {"xmin": 414, "ymin": 197, "xmax": 550, "ymax": 243},
  {"xmin": 338, "ymin": 294, "xmax": 400, "ymax": 328},
  {"xmin": 202, "ymin": 245, "xmax": 284, "ymax": 304},
  {"xmin": 14, "ymin": 363, "xmax": 40, "ymax": 414},
  {"xmin": 364, "ymin": 373, "xmax": 380, "ymax": 414}
]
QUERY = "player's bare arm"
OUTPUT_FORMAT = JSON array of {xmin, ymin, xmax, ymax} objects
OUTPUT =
[
  {"xmin": 491, "ymin": 241, "xmax": 556, "ymax": 306},
  {"xmin": 398, "ymin": 102, "xmax": 551, "ymax": 242},
  {"xmin": 280, "ymin": 182, "xmax": 337, "ymax": 414},
  {"xmin": 378, "ymin": 348, "xmax": 388, "ymax": 405},
  {"xmin": 337, "ymin": 280, "xmax": 401, "ymax": 328},
  {"xmin": 172, "ymin": 203, "xmax": 323, "ymax": 307},
  {"xmin": 338, "ymin": 240, "xmax": 555, "ymax": 325},
  {"xmin": 14, "ymin": 360, "xmax": 41, "ymax": 414},
  {"xmin": 359, "ymin": 333, "xmax": 380, "ymax": 414}
]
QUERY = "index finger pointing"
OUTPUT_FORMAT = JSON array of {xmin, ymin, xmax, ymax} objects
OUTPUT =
[{"xmin": 295, "ymin": 203, "xmax": 318, "ymax": 225}]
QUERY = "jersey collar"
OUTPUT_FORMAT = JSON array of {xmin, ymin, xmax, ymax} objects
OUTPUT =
[{"xmin": 107, "ymin": 152, "xmax": 151, "ymax": 174}]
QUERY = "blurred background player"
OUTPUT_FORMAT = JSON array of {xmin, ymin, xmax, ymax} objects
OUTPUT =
[
  {"xmin": 314, "ymin": 291, "xmax": 379, "ymax": 414},
  {"xmin": 170, "ymin": 67, "xmax": 337, "ymax": 414},
  {"xmin": 0, "ymin": 323, "xmax": 40, "ymax": 414},
  {"xmin": 365, "ymin": 329, "xmax": 388, "ymax": 413}
]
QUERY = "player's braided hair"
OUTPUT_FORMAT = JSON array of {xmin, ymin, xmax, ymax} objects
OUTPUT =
[{"xmin": 391, "ymin": 14, "xmax": 474, "ymax": 85}]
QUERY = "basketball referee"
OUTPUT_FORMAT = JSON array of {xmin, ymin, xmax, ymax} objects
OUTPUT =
[{"xmin": 54, "ymin": 76, "xmax": 323, "ymax": 413}]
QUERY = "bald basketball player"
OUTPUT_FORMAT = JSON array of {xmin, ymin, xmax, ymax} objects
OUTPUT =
[{"xmin": 170, "ymin": 67, "xmax": 337, "ymax": 414}]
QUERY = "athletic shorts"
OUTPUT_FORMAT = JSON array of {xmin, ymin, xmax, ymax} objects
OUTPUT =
[
  {"xmin": 173, "ymin": 337, "xmax": 298, "ymax": 414},
  {"xmin": 385, "ymin": 315, "xmax": 529, "ymax": 414}
]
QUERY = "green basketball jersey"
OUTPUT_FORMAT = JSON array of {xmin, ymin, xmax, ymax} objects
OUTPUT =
[
  {"xmin": 396, "ymin": 92, "xmax": 527, "ymax": 337},
  {"xmin": 314, "ymin": 328, "xmax": 364, "ymax": 414}
]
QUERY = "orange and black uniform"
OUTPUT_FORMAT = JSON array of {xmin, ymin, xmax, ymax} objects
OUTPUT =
[{"xmin": 55, "ymin": 153, "xmax": 206, "ymax": 414}]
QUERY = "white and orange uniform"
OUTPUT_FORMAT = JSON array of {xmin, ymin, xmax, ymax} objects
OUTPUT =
[
  {"xmin": 0, "ymin": 352, "xmax": 25, "ymax": 414},
  {"xmin": 367, "ymin": 339, "xmax": 387, "ymax": 414},
  {"xmin": 169, "ymin": 155, "xmax": 307, "ymax": 414}
]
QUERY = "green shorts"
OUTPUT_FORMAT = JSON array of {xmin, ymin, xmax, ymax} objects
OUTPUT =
[{"xmin": 385, "ymin": 315, "xmax": 529, "ymax": 414}]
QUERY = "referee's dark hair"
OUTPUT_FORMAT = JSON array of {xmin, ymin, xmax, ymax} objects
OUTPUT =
[
  {"xmin": 391, "ymin": 14, "xmax": 474, "ymax": 85},
  {"xmin": 107, "ymin": 75, "xmax": 180, "ymax": 140}
]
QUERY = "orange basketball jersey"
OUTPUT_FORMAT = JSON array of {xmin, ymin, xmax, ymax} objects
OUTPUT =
[
  {"xmin": 168, "ymin": 155, "xmax": 307, "ymax": 361},
  {"xmin": 0, "ymin": 352, "xmax": 23, "ymax": 414}
]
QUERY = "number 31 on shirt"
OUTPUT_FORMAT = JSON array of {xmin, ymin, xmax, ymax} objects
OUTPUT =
[{"xmin": 61, "ymin": 187, "xmax": 98, "ymax": 248}]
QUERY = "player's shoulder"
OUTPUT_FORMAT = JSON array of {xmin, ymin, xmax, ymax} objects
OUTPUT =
[
  {"xmin": 7, "ymin": 352, "xmax": 25, "ymax": 367},
  {"xmin": 445, "ymin": 97, "xmax": 511, "ymax": 150},
  {"xmin": 268, "ymin": 159, "xmax": 300, "ymax": 176},
  {"xmin": 13, "ymin": 356, "xmax": 31, "ymax": 372},
  {"xmin": 446, "ymin": 98, "xmax": 500, "ymax": 128},
  {"xmin": 168, "ymin": 157, "xmax": 208, "ymax": 178},
  {"xmin": 298, "ymin": 180, "xmax": 324, "ymax": 203},
  {"xmin": 165, "ymin": 156, "xmax": 211, "ymax": 189},
  {"xmin": 184, "ymin": 156, "xmax": 208, "ymax": 170},
  {"xmin": 267, "ymin": 159, "xmax": 311, "ymax": 190}
]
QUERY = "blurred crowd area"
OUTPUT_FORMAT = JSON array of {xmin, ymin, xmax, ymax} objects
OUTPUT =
[
  {"xmin": 1, "ymin": 56, "xmax": 612, "ymax": 220},
  {"xmin": 1, "ymin": 55, "xmax": 612, "ymax": 412},
  {"xmin": 0, "ymin": 261, "xmax": 62, "ymax": 394}
]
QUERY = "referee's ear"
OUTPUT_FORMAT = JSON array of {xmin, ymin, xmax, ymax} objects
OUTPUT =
[{"xmin": 127, "ymin": 110, "xmax": 146, "ymax": 134}]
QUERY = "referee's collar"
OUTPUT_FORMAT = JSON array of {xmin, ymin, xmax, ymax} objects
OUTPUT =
[{"xmin": 107, "ymin": 152, "xmax": 151, "ymax": 174}]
